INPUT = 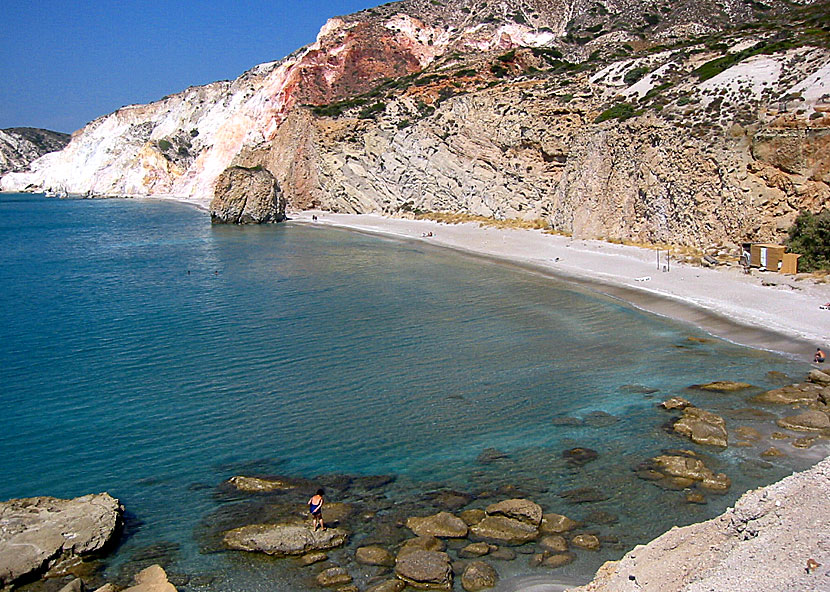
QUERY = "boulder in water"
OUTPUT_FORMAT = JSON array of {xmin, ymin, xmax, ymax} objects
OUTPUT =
[
  {"xmin": 673, "ymin": 407, "xmax": 728, "ymax": 447},
  {"xmin": 469, "ymin": 516, "xmax": 540, "ymax": 545},
  {"xmin": 484, "ymin": 499, "xmax": 542, "ymax": 526},
  {"xmin": 406, "ymin": 512, "xmax": 468, "ymax": 538},
  {"xmin": 222, "ymin": 523, "xmax": 348, "ymax": 556},
  {"xmin": 394, "ymin": 549, "xmax": 452, "ymax": 590},
  {"xmin": 539, "ymin": 513, "xmax": 579, "ymax": 534},
  {"xmin": 460, "ymin": 560, "xmax": 498, "ymax": 591},
  {"xmin": 776, "ymin": 410, "xmax": 830, "ymax": 432}
]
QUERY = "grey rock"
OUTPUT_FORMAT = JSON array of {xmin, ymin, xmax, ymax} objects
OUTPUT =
[
  {"xmin": 394, "ymin": 550, "xmax": 452, "ymax": 590},
  {"xmin": 0, "ymin": 128, "xmax": 69, "ymax": 175},
  {"xmin": 222, "ymin": 524, "xmax": 348, "ymax": 556},
  {"xmin": 484, "ymin": 499, "xmax": 542, "ymax": 526},
  {"xmin": 469, "ymin": 516, "xmax": 539, "ymax": 545},
  {"xmin": 0, "ymin": 493, "xmax": 123, "ymax": 588}
]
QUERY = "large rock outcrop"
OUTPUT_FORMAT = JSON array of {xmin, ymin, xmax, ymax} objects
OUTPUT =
[
  {"xmin": 570, "ymin": 456, "xmax": 830, "ymax": 592},
  {"xmin": 0, "ymin": 493, "xmax": 124, "ymax": 588},
  {"xmin": 210, "ymin": 166, "xmax": 285, "ymax": 224}
]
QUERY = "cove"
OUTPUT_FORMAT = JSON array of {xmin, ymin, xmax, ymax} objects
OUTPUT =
[{"xmin": 0, "ymin": 194, "xmax": 821, "ymax": 591}]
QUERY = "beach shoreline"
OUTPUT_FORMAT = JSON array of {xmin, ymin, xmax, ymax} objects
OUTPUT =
[{"xmin": 290, "ymin": 210, "xmax": 830, "ymax": 360}]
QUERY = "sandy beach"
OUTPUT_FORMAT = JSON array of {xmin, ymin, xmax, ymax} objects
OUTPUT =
[{"xmin": 292, "ymin": 211, "xmax": 830, "ymax": 360}]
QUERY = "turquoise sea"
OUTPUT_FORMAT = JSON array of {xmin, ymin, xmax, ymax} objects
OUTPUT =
[{"xmin": 0, "ymin": 193, "xmax": 823, "ymax": 591}]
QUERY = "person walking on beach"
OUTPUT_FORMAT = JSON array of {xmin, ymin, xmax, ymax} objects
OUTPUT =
[
  {"xmin": 816, "ymin": 348, "xmax": 826, "ymax": 363},
  {"xmin": 308, "ymin": 489, "xmax": 325, "ymax": 531}
]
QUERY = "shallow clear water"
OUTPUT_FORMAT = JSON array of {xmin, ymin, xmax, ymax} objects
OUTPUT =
[{"xmin": 0, "ymin": 194, "xmax": 821, "ymax": 591}]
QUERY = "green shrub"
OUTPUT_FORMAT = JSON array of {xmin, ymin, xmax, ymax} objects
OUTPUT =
[
  {"xmin": 644, "ymin": 13, "xmax": 660, "ymax": 26},
  {"xmin": 498, "ymin": 50, "xmax": 516, "ymax": 63},
  {"xmin": 157, "ymin": 139, "xmax": 172, "ymax": 151},
  {"xmin": 491, "ymin": 63, "xmax": 509, "ymax": 77},
  {"xmin": 358, "ymin": 102, "xmax": 386, "ymax": 119},
  {"xmin": 594, "ymin": 102, "xmax": 637, "ymax": 123},
  {"xmin": 786, "ymin": 209, "xmax": 830, "ymax": 271},
  {"xmin": 624, "ymin": 66, "xmax": 649, "ymax": 85}
]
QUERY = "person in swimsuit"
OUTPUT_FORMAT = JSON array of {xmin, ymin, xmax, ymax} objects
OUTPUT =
[
  {"xmin": 308, "ymin": 488, "xmax": 325, "ymax": 531},
  {"xmin": 816, "ymin": 348, "xmax": 826, "ymax": 363}
]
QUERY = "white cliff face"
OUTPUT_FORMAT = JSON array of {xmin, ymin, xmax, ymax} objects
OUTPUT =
[{"xmin": 0, "ymin": 6, "xmax": 570, "ymax": 207}]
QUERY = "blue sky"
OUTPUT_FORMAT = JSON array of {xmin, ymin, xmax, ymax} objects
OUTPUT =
[{"xmin": 1, "ymin": 1, "xmax": 380, "ymax": 133}]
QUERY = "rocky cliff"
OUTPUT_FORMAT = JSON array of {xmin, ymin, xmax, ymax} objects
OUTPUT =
[
  {"xmin": 0, "ymin": 127, "xmax": 70, "ymax": 175},
  {"xmin": 2, "ymin": 0, "xmax": 829, "ymax": 244}
]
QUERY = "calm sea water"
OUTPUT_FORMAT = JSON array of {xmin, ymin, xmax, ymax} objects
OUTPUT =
[{"xmin": 0, "ymin": 194, "xmax": 821, "ymax": 591}]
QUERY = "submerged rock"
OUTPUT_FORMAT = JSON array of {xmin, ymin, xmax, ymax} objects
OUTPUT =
[
  {"xmin": 563, "ymin": 447, "xmax": 599, "ymax": 466},
  {"xmin": 0, "ymin": 493, "xmax": 123, "ymax": 589},
  {"xmin": 316, "ymin": 566, "xmax": 352, "ymax": 587},
  {"xmin": 406, "ymin": 512, "xmax": 468, "ymax": 538},
  {"xmin": 355, "ymin": 545, "xmax": 395, "ymax": 567},
  {"xmin": 558, "ymin": 487, "xmax": 609, "ymax": 504},
  {"xmin": 460, "ymin": 560, "xmax": 498, "ymax": 591},
  {"xmin": 398, "ymin": 536, "xmax": 446, "ymax": 558},
  {"xmin": 222, "ymin": 523, "xmax": 347, "ymax": 556},
  {"xmin": 225, "ymin": 475, "xmax": 300, "ymax": 492},
  {"xmin": 690, "ymin": 381, "xmax": 754, "ymax": 392}
]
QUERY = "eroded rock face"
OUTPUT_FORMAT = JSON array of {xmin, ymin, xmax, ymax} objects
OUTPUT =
[
  {"xmin": 222, "ymin": 523, "xmax": 347, "ymax": 556},
  {"xmin": 394, "ymin": 549, "xmax": 452, "ymax": 591},
  {"xmin": 0, "ymin": 493, "xmax": 124, "ymax": 588},
  {"xmin": 210, "ymin": 166, "xmax": 285, "ymax": 224}
]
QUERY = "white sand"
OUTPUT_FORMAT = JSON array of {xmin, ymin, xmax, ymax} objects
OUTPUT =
[{"xmin": 291, "ymin": 211, "xmax": 830, "ymax": 359}]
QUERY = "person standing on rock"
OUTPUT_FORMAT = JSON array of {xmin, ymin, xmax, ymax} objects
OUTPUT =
[
  {"xmin": 308, "ymin": 489, "xmax": 325, "ymax": 531},
  {"xmin": 816, "ymin": 348, "xmax": 826, "ymax": 363}
]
